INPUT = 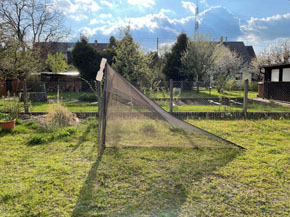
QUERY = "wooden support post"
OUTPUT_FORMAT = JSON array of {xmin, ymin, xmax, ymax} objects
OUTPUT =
[
  {"xmin": 100, "ymin": 64, "xmax": 108, "ymax": 152},
  {"xmin": 23, "ymin": 79, "xmax": 29, "ymax": 113},
  {"xmin": 170, "ymin": 79, "xmax": 173, "ymax": 113},
  {"xmin": 243, "ymin": 79, "xmax": 249, "ymax": 118},
  {"xmin": 97, "ymin": 81, "xmax": 101, "ymax": 145},
  {"xmin": 57, "ymin": 79, "xmax": 60, "ymax": 104}
]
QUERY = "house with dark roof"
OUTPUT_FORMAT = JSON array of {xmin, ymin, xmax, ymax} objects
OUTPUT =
[
  {"xmin": 222, "ymin": 41, "xmax": 256, "ymax": 82},
  {"xmin": 258, "ymin": 63, "xmax": 290, "ymax": 101},
  {"xmin": 35, "ymin": 40, "xmax": 109, "ymax": 64}
]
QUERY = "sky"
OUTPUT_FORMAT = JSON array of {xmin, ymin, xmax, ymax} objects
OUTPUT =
[{"xmin": 50, "ymin": 0, "xmax": 290, "ymax": 53}]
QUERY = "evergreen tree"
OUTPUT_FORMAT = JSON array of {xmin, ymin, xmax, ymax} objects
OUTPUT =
[
  {"xmin": 108, "ymin": 36, "xmax": 117, "ymax": 49},
  {"xmin": 72, "ymin": 39, "xmax": 102, "ymax": 81},
  {"xmin": 112, "ymin": 27, "xmax": 151, "ymax": 87},
  {"xmin": 163, "ymin": 33, "xmax": 188, "ymax": 81}
]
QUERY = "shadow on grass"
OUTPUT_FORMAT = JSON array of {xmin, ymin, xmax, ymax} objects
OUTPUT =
[
  {"xmin": 72, "ymin": 151, "xmax": 104, "ymax": 217},
  {"xmin": 73, "ymin": 120, "xmax": 97, "ymax": 151},
  {"xmin": 71, "ymin": 146, "xmax": 242, "ymax": 217}
]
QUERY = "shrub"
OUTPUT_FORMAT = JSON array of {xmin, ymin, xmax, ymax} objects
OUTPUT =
[
  {"xmin": 1, "ymin": 95, "xmax": 23, "ymax": 121},
  {"xmin": 78, "ymin": 93, "xmax": 98, "ymax": 102},
  {"xmin": 224, "ymin": 79, "xmax": 238, "ymax": 91},
  {"xmin": 46, "ymin": 104, "xmax": 79, "ymax": 127},
  {"xmin": 250, "ymin": 81, "xmax": 258, "ymax": 92}
]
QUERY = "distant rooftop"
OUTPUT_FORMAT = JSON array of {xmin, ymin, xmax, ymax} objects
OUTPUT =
[
  {"xmin": 35, "ymin": 40, "xmax": 109, "ymax": 53},
  {"xmin": 222, "ymin": 41, "xmax": 256, "ymax": 64}
]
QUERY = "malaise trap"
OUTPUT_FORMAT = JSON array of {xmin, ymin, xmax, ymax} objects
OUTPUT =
[{"xmin": 97, "ymin": 59, "xmax": 245, "ymax": 151}]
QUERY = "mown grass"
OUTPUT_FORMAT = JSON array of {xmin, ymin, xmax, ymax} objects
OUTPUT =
[
  {"xmin": 31, "ymin": 101, "xmax": 98, "ymax": 112},
  {"xmin": 183, "ymin": 119, "xmax": 290, "ymax": 216},
  {"xmin": 1, "ymin": 118, "xmax": 290, "ymax": 216},
  {"xmin": 157, "ymin": 101, "xmax": 290, "ymax": 113},
  {"xmin": 0, "ymin": 118, "xmax": 98, "ymax": 217},
  {"xmin": 149, "ymin": 88, "xmax": 257, "ymax": 99}
]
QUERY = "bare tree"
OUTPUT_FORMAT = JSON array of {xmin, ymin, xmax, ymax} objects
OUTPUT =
[
  {"xmin": 251, "ymin": 39, "xmax": 290, "ymax": 80},
  {"xmin": 0, "ymin": 0, "xmax": 69, "ymax": 45}
]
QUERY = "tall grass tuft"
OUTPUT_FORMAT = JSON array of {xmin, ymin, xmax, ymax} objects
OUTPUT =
[{"xmin": 46, "ymin": 103, "xmax": 79, "ymax": 127}]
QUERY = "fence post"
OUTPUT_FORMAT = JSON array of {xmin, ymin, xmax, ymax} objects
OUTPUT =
[
  {"xmin": 57, "ymin": 79, "xmax": 60, "ymax": 104},
  {"xmin": 23, "ymin": 79, "xmax": 29, "ymax": 113},
  {"xmin": 243, "ymin": 79, "xmax": 249, "ymax": 118},
  {"xmin": 97, "ymin": 81, "xmax": 101, "ymax": 145},
  {"xmin": 170, "ymin": 79, "xmax": 173, "ymax": 113}
]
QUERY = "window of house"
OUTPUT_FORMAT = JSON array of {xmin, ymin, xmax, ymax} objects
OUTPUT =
[
  {"xmin": 271, "ymin": 69, "xmax": 279, "ymax": 82},
  {"xmin": 282, "ymin": 68, "xmax": 290, "ymax": 82}
]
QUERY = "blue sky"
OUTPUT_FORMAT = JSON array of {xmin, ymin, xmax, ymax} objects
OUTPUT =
[{"xmin": 51, "ymin": 0, "xmax": 290, "ymax": 53}]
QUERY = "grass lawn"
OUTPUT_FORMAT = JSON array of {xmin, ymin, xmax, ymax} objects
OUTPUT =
[
  {"xmin": 158, "ymin": 101, "xmax": 290, "ymax": 113},
  {"xmin": 1, "ymin": 118, "xmax": 290, "ymax": 216},
  {"xmin": 149, "ymin": 88, "xmax": 258, "ymax": 99}
]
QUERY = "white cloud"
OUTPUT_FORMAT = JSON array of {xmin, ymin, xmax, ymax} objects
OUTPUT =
[
  {"xmin": 241, "ymin": 13, "xmax": 290, "ymax": 41},
  {"xmin": 90, "ymin": 19, "xmax": 98, "ymax": 25},
  {"xmin": 69, "ymin": 14, "xmax": 88, "ymax": 21},
  {"xmin": 53, "ymin": 0, "xmax": 101, "ymax": 14},
  {"xmin": 52, "ymin": 0, "xmax": 79, "ymax": 14},
  {"xmin": 182, "ymin": 1, "xmax": 197, "ymax": 15},
  {"xmin": 99, "ymin": 13, "xmax": 113, "ymax": 19},
  {"xmin": 75, "ymin": 0, "xmax": 101, "ymax": 12},
  {"xmin": 127, "ymin": 0, "xmax": 155, "ymax": 8},
  {"xmin": 100, "ymin": 0, "xmax": 114, "ymax": 8}
]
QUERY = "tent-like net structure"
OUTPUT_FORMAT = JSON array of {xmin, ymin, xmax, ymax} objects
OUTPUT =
[{"xmin": 98, "ymin": 64, "xmax": 244, "ymax": 150}]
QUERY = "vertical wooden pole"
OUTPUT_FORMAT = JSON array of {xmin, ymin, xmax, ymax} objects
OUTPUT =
[
  {"xmin": 57, "ymin": 79, "xmax": 60, "ymax": 104},
  {"xmin": 97, "ymin": 81, "xmax": 101, "ymax": 145},
  {"xmin": 101, "ymin": 64, "xmax": 108, "ymax": 152},
  {"xmin": 23, "ymin": 79, "xmax": 29, "ymax": 113},
  {"xmin": 243, "ymin": 79, "xmax": 249, "ymax": 118},
  {"xmin": 170, "ymin": 79, "xmax": 173, "ymax": 113}
]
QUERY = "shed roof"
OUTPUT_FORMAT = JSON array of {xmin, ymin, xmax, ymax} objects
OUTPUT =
[{"xmin": 261, "ymin": 63, "xmax": 290, "ymax": 69}]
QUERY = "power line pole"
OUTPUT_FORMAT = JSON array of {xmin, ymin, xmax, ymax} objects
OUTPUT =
[
  {"xmin": 194, "ymin": 0, "xmax": 199, "ymax": 40},
  {"xmin": 157, "ymin": 37, "xmax": 159, "ymax": 56}
]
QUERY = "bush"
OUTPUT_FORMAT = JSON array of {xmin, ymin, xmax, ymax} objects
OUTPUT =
[
  {"xmin": 46, "ymin": 104, "xmax": 79, "ymax": 127},
  {"xmin": 224, "ymin": 79, "xmax": 238, "ymax": 91},
  {"xmin": 0, "ymin": 95, "xmax": 23, "ymax": 121},
  {"xmin": 250, "ymin": 82, "xmax": 258, "ymax": 92},
  {"xmin": 78, "ymin": 93, "xmax": 98, "ymax": 102}
]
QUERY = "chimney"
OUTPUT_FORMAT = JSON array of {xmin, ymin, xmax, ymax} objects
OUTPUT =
[{"xmin": 94, "ymin": 40, "xmax": 98, "ymax": 47}]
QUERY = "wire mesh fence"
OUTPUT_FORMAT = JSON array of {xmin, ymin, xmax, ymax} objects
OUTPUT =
[{"xmin": 1, "ymin": 78, "xmax": 290, "ymax": 114}]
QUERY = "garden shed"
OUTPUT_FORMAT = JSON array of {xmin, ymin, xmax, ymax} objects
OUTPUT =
[
  {"xmin": 259, "ymin": 63, "xmax": 290, "ymax": 101},
  {"xmin": 0, "ymin": 78, "xmax": 23, "ymax": 97}
]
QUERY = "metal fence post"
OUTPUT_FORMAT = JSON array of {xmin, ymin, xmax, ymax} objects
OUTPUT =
[
  {"xmin": 23, "ymin": 79, "xmax": 29, "ymax": 113},
  {"xmin": 243, "ymin": 79, "xmax": 249, "ymax": 118},
  {"xmin": 170, "ymin": 79, "xmax": 173, "ymax": 113}
]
